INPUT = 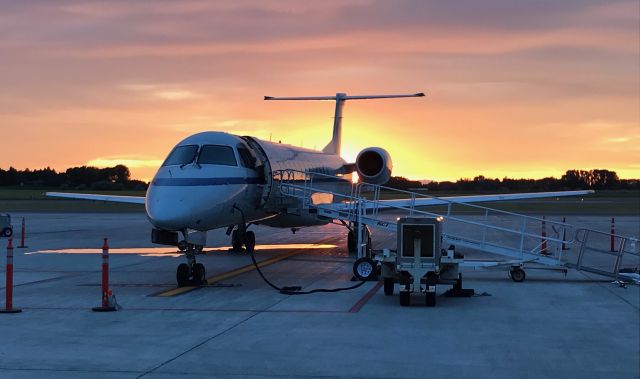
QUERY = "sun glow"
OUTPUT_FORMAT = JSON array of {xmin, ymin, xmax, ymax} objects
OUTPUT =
[
  {"xmin": 85, "ymin": 157, "xmax": 163, "ymax": 182},
  {"xmin": 27, "ymin": 244, "xmax": 339, "ymax": 256},
  {"xmin": 86, "ymin": 157, "xmax": 163, "ymax": 168},
  {"xmin": 1, "ymin": 2, "xmax": 638, "ymax": 181}
]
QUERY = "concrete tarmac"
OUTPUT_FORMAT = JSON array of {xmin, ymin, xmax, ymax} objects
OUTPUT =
[{"xmin": 0, "ymin": 213, "xmax": 638, "ymax": 378}]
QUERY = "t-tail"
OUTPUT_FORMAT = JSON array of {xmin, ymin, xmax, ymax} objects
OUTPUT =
[{"xmin": 264, "ymin": 92, "xmax": 425, "ymax": 156}]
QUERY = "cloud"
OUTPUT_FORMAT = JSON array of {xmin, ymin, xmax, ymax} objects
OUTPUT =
[
  {"xmin": 121, "ymin": 83, "xmax": 157, "ymax": 92},
  {"xmin": 153, "ymin": 90, "xmax": 199, "ymax": 100},
  {"xmin": 604, "ymin": 137, "xmax": 632, "ymax": 143},
  {"xmin": 121, "ymin": 83, "xmax": 201, "ymax": 101},
  {"xmin": 161, "ymin": 117, "xmax": 272, "ymax": 136},
  {"xmin": 4, "ymin": 0, "xmax": 636, "ymax": 59},
  {"xmin": 0, "ymin": 1, "xmax": 637, "ymax": 180}
]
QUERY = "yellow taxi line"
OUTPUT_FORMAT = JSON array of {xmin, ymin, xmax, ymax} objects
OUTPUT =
[{"xmin": 155, "ymin": 250, "xmax": 303, "ymax": 297}]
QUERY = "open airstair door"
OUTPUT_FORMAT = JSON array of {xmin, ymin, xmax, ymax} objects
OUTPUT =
[{"xmin": 242, "ymin": 136, "xmax": 273, "ymax": 208}]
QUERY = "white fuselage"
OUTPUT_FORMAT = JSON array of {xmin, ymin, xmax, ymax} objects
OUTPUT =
[{"xmin": 145, "ymin": 131, "xmax": 348, "ymax": 231}]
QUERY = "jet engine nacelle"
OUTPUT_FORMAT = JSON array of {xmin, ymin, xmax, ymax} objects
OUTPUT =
[{"xmin": 355, "ymin": 147, "xmax": 393, "ymax": 185}]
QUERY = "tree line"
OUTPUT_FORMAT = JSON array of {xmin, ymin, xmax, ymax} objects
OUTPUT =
[
  {"xmin": 1, "ymin": 166, "xmax": 637, "ymax": 192},
  {"xmin": 387, "ymin": 169, "xmax": 639, "ymax": 192},
  {"xmin": 0, "ymin": 165, "xmax": 148, "ymax": 190}
]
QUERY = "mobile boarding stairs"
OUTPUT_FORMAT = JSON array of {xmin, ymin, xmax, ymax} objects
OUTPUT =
[{"xmin": 274, "ymin": 169, "xmax": 640, "ymax": 285}]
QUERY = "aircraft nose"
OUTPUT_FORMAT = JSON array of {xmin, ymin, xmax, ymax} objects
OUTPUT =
[
  {"xmin": 145, "ymin": 182, "xmax": 228, "ymax": 230},
  {"xmin": 146, "ymin": 192, "xmax": 193, "ymax": 230},
  {"xmin": 146, "ymin": 185, "xmax": 201, "ymax": 230}
]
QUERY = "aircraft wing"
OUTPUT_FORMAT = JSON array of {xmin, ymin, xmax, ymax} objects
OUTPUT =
[
  {"xmin": 321, "ymin": 190, "xmax": 594, "ymax": 211},
  {"xmin": 46, "ymin": 192, "xmax": 145, "ymax": 204}
]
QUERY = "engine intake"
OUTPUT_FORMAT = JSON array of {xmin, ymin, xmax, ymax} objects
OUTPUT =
[{"xmin": 355, "ymin": 147, "xmax": 393, "ymax": 184}]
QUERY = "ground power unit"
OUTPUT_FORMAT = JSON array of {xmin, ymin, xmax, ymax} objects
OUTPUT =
[{"xmin": 375, "ymin": 217, "xmax": 471, "ymax": 306}]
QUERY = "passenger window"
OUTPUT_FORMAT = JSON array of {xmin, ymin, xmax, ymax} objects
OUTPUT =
[
  {"xmin": 198, "ymin": 145, "xmax": 237, "ymax": 166},
  {"xmin": 162, "ymin": 145, "xmax": 199, "ymax": 166},
  {"xmin": 237, "ymin": 146, "xmax": 256, "ymax": 168}
]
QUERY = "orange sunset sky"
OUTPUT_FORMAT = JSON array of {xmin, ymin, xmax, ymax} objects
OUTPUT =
[{"xmin": 1, "ymin": 1, "xmax": 638, "ymax": 182}]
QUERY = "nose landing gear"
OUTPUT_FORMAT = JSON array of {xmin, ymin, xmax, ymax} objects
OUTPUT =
[{"xmin": 176, "ymin": 243, "xmax": 207, "ymax": 287}]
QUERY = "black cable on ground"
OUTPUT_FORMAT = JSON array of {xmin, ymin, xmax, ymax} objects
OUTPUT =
[
  {"xmin": 246, "ymin": 243, "xmax": 368, "ymax": 295},
  {"xmin": 233, "ymin": 204, "xmax": 369, "ymax": 295}
]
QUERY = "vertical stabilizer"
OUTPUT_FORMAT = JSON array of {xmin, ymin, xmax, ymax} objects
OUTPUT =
[
  {"xmin": 264, "ymin": 92, "xmax": 425, "ymax": 157},
  {"xmin": 322, "ymin": 93, "xmax": 346, "ymax": 155}
]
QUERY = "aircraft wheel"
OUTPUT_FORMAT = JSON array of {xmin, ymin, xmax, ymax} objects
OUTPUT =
[
  {"xmin": 510, "ymin": 267, "xmax": 526, "ymax": 282},
  {"xmin": 399, "ymin": 290, "xmax": 411, "ymax": 306},
  {"xmin": 383, "ymin": 277, "xmax": 394, "ymax": 296},
  {"xmin": 176, "ymin": 263, "xmax": 189, "ymax": 287},
  {"xmin": 353, "ymin": 257, "xmax": 376, "ymax": 280},
  {"xmin": 231, "ymin": 230, "xmax": 242, "ymax": 251},
  {"xmin": 425, "ymin": 291, "xmax": 436, "ymax": 307},
  {"xmin": 193, "ymin": 263, "xmax": 206, "ymax": 285},
  {"xmin": 245, "ymin": 231, "xmax": 256, "ymax": 252},
  {"xmin": 2, "ymin": 228, "xmax": 12, "ymax": 237}
]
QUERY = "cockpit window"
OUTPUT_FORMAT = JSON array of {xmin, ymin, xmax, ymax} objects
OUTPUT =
[
  {"xmin": 162, "ymin": 145, "xmax": 198, "ymax": 166},
  {"xmin": 198, "ymin": 145, "xmax": 237, "ymax": 166},
  {"xmin": 237, "ymin": 145, "xmax": 256, "ymax": 168}
]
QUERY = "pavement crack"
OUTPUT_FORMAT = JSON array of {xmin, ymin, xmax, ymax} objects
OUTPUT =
[
  {"xmin": 136, "ymin": 260, "xmax": 351, "ymax": 378},
  {"xmin": 136, "ymin": 311, "xmax": 261, "ymax": 378}
]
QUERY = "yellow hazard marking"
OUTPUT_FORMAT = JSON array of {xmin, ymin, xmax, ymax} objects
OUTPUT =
[{"xmin": 155, "ymin": 250, "xmax": 303, "ymax": 297}]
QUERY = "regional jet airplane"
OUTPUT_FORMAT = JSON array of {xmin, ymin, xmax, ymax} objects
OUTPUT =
[{"xmin": 48, "ymin": 93, "xmax": 592, "ymax": 286}]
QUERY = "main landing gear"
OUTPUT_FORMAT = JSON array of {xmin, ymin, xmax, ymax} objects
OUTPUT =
[
  {"xmin": 229, "ymin": 225, "xmax": 256, "ymax": 252},
  {"xmin": 176, "ymin": 242, "xmax": 207, "ymax": 287}
]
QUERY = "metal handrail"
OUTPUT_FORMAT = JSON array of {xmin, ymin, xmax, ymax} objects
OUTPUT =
[
  {"xmin": 355, "ymin": 181, "xmax": 571, "ymax": 227},
  {"xmin": 274, "ymin": 169, "xmax": 573, "ymax": 256},
  {"xmin": 353, "ymin": 196, "xmax": 569, "ymax": 245},
  {"xmin": 276, "ymin": 169, "xmax": 572, "ymax": 234},
  {"xmin": 575, "ymin": 228, "xmax": 640, "ymax": 255}
]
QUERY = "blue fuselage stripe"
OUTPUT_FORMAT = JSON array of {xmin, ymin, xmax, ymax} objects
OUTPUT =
[
  {"xmin": 152, "ymin": 177, "xmax": 263, "ymax": 186},
  {"xmin": 152, "ymin": 177, "xmax": 351, "ymax": 186}
]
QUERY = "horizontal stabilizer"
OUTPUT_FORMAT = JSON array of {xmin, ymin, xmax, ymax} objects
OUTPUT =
[{"xmin": 264, "ymin": 93, "xmax": 425, "ymax": 101}]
